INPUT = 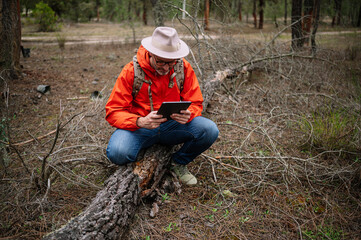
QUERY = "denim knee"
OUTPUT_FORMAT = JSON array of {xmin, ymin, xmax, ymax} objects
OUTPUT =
[
  {"xmin": 106, "ymin": 139, "xmax": 138, "ymax": 166},
  {"xmin": 193, "ymin": 117, "xmax": 219, "ymax": 144},
  {"xmin": 106, "ymin": 146, "xmax": 132, "ymax": 166}
]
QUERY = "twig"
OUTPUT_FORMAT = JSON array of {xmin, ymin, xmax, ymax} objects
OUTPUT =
[
  {"xmin": 66, "ymin": 96, "xmax": 89, "ymax": 100},
  {"xmin": 209, "ymin": 159, "xmax": 217, "ymax": 183},
  {"xmin": 202, "ymin": 153, "xmax": 248, "ymax": 173},
  {"xmin": 41, "ymin": 118, "xmax": 60, "ymax": 184},
  {"xmin": 26, "ymin": 130, "xmax": 41, "ymax": 145}
]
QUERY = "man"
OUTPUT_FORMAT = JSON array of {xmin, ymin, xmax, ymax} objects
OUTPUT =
[{"xmin": 105, "ymin": 27, "xmax": 218, "ymax": 185}]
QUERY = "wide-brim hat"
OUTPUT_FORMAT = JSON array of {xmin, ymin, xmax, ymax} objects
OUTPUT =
[{"xmin": 141, "ymin": 27, "xmax": 189, "ymax": 59}]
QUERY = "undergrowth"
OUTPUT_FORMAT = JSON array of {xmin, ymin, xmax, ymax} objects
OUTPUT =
[{"xmin": 299, "ymin": 107, "xmax": 360, "ymax": 155}]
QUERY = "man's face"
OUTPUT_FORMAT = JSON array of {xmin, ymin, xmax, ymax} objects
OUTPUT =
[{"xmin": 150, "ymin": 54, "xmax": 177, "ymax": 76}]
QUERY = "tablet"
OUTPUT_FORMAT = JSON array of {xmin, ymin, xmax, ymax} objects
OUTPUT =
[{"xmin": 157, "ymin": 101, "xmax": 192, "ymax": 120}]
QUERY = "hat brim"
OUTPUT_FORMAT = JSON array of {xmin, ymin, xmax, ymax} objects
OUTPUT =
[{"xmin": 141, "ymin": 36, "xmax": 190, "ymax": 59}]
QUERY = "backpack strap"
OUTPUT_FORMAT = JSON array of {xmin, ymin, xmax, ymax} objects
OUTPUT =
[
  {"xmin": 169, "ymin": 58, "xmax": 185, "ymax": 95},
  {"xmin": 133, "ymin": 55, "xmax": 154, "ymax": 111}
]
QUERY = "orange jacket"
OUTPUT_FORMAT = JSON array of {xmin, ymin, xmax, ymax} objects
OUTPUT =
[{"xmin": 105, "ymin": 45, "xmax": 203, "ymax": 131}]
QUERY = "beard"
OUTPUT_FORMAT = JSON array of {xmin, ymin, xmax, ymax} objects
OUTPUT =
[{"xmin": 155, "ymin": 67, "xmax": 170, "ymax": 76}]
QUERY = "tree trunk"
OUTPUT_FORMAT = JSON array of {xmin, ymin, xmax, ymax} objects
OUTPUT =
[
  {"xmin": 238, "ymin": 0, "xmax": 242, "ymax": 22},
  {"xmin": 356, "ymin": 5, "xmax": 361, "ymax": 27},
  {"xmin": 284, "ymin": 0, "xmax": 288, "ymax": 25},
  {"xmin": 204, "ymin": 0, "xmax": 210, "ymax": 30},
  {"xmin": 96, "ymin": 0, "xmax": 100, "ymax": 22},
  {"xmin": 336, "ymin": 0, "xmax": 342, "ymax": 25},
  {"xmin": 311, "ymin": 0, "xmax": 320, "ymax": 55},
  {"xmin": 0, "ymin": 0, "xmax": 22, "ymax": 79},
  {"xmin": 43, "ymin": 67, "xmax": 239, "ymax": 239},
  {"xmin": 258, "ymin": 0, "xmax": 264, "ymax": 29},
  {"xmin": 182, "ymin": 0, "xmax": 186, "ymax": 19},
  {"xmin": 142, "ymin": 0, "xmax": 148, "ymax": 25},
  {"xmin": 252, "ymin": 0, "xmax": 257, "ymax": 28},
  {"xmin": 291, "ymin": 0, "xmax": 303, "ymax": 50},
  {"xmin": 302, "ymin": 0, "xmax": 313, "ymax": 46}
]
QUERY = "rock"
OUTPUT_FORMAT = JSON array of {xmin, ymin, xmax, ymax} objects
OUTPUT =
[
  {"xmin": 36, "ymin": 85, "xmax": 50, "ymax": 94},
  {"xmin": 149, "ymin": 203, "xmax": 159, "ymax": 218}
]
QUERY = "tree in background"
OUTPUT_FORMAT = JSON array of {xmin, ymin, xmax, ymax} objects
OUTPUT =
[
  {"xmin": 332, "ymin": 0, "xmax": 342, "ymax": 26},
  {"xmin": 238, "ymin": 0, "xmax": 242, "ymax": 21},
  {"xmin": 311, "ymin": 0, "xmax": 320, "ymax": 54},
  {"xmin": 141, "ymin": 0, "xmax": 148, "ymax": 25},
  {"xmin": 204, "ymin": 0, "xmax": 210, "ymax": 30},
  {"xmin": 79, "ymin": 1, "xmax": 96, "ymax": 22},
  {"xmin": 20, "ymin": 0, "xmax": 38, "ymax": 17},
  {"xmin": 356, "ymin": 5, "xmax": 361, "ymax": 27},
  {"xmin": 291, "ymin": 0, "xmax": 303, "ymax": 50},
  {"xmin": 150, "ymin": 0, "xmax": 164, "ymax": 26},
  {"xmin": 303, "ymin": 0, "xmax": 313, "ymax": 46},
  {"xmin": 252, "ymin": 0, "xmax": 257, "ymax": 27},
  {"xmin": 95, "ymin": 0, "xmax": 101, "ymax": 21},
  {"xmin": 0, "ymin": 0, "xmax": 21, "ymax": 79},
  {"xmin": 258, "ymin": 0, "xmax": 264, "ymax": 29},
  {"xmin": 45, "ymin": 0, "xmax": 66, "ymax": 17},
  {"xmin": 284, "ymin": 0, "xmax": 288, "ymax": 24},
  {"xmin": 32, "ymin": 2, "xmax": 59, "ymax": 31}
]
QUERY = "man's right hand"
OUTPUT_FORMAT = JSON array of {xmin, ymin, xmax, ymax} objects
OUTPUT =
[{"xmin": 136, "ymin": 111, "xmax": 167, "ymax": 129}]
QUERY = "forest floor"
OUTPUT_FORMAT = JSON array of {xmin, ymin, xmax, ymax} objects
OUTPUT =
[{"xmin": 1, "ymin": 20, "xmax": 361, "ymax": 239}]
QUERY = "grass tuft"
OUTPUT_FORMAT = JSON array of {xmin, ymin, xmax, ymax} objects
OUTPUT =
[{"xmin": 299, "ymin": 107, "xmax": 360, "ymax": 154}]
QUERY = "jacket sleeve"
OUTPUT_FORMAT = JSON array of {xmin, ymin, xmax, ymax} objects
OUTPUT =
[
  {"xmin": 181, "ymin": 59, "xmax": 204, "ymax": 122},
  {"xmin": 105, "ymin": 62, "xmax": 140, "ymax": 130}
]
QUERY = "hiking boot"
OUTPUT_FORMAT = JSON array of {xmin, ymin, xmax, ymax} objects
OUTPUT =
[{"xmin": 171, "ymin": 163, "xmax": 197, "ymax": 186}]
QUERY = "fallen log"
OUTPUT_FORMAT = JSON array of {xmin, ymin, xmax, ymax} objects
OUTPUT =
[
  {"xmin": 44, "ymin": 145, "xmax": 174, "ymax": 239},
  {"xmin": 44, "ymin": 68, "xmax": 239, "ymax": 239}
]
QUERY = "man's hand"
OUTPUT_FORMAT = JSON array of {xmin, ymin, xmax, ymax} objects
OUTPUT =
[
  {"xmin": 171, "ymin": 110, "xmax": 191, "ymax": 124},
  {"xmin": 136, "ymin": 111, "xmax": 167, "ymax": 129}
]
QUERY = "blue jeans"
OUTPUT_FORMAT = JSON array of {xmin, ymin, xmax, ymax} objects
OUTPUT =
[{"xmin": 106, "ymin": 116, "xmax": 219, "ymax": 166}]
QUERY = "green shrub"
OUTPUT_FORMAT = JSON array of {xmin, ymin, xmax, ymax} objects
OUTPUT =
[
  {"xmin": 32, "ymin": 2, "xmax": 59, "ymax": 32},
  {"xmin": 299, "ymin": 108, "xmax": 360, "ymax": 153}
]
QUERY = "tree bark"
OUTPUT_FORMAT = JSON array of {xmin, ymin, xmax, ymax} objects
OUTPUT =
[
  {"xmin": 302, "ymin": 0, "xmax": 313, "ymax": 46},
  {"xmin": 95, "ymin": 0, "xmax": 100, "ymax": 22},
  {"xmin": 311, "ymin": 0, "xmax": 320, "ymax": 55},
  {"xmin": 252, "ymin": 0, "xmax": 257, "ymax": 28},
  {"xmin": 182, "ymin": 0, "xmax": 186, "ymax": 19},
  {"xmin": 284, "ymin": 0, "xmax": 288, "ymax": 25},
  {"xmin": 358, "ymin": 4, "xmax": 361, "ymax": 27},
  {"xmin": 336, "ymin": 0, "xmax": 342, "ymax": 25},
  {"xmin": 238, "ymin": 0, "xmax": 242, "ymax": 22},
  {"xmin": 204, "ymin": 0, "xmax": 210, "ymax": 30},
  {"xmin": 0, "ymin": 0, "xmax": 21, "ymax": 79},
  {"xmin": 291, "ymin": 0, "xmax": 303, "ymax": 50},
  {"xmin": 258, "ymin": 0, "xmax": 264, "ymax": 29}
]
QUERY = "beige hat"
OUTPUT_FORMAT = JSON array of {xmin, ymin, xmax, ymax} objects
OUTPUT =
[{"xmin": 141, "ymin": 27, "xmax": 189, "ymax": 59}]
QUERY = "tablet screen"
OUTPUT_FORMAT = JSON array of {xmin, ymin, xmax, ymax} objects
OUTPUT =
[{"xmin": 157, "ymin": 101, "xmax": 192, "ymax": 120}]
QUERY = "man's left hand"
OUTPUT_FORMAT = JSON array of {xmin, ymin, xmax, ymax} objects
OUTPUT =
[{"xmin": 171, "ymin": 110, "xmax": 191, "ymax": 124}]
